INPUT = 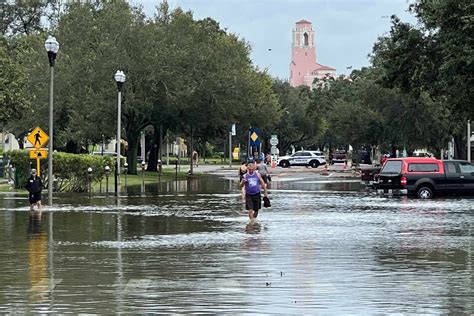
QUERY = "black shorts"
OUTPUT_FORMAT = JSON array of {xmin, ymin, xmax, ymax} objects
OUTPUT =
[
  {"xmin": 29, "ymin": 192, "xmax": 41, "ymax": 204},
  {"xmin": 245, "ymin": 193, "xmax": 261, "ymax": 212}
]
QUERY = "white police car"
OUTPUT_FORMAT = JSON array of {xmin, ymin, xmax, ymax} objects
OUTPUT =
[{"xmin": 277, "ymin": 151, "xmax": 327, "ymax": 168}]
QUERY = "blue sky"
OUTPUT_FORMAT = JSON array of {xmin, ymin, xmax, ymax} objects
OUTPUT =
[{"xmin": 135, "ymin": 0, "xmax": 418, "ymax": 79}]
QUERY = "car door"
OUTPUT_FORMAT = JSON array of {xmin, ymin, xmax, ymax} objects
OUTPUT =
[
  {"xmin": 443, "ymin": 161, "xmax": 463, "ymax": 193},
  {"xmin": 458, "ymin": 161, "xmax": 474, "ymax": 193},
  {"xmin": 289, "ymin": 152, "xmax": 303, "ymax": 166},
  {"xmin": 292, "ymin": 152, "xmax": 310, "ymax": 166}
]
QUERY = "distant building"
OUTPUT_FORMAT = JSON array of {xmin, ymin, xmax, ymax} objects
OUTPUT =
[{"xmin": 289, "ymin": 20, "xmax": 336, "ymax": 88}]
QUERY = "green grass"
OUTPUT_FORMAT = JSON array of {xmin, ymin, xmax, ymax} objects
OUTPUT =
[
  {"xmin": 0, "ymin": 168, "xmax": 198, "ymax": 193},
  {"xmin": 92, "ymin": 169, "xmax": 198, "ymax": 189},
  {"xmin": 162, "ymin": 157, "xmax": 237, "ymax": 166},
  {"xmin": 0, "ymin": 184, "xmax": 14, "ymax": 192}
]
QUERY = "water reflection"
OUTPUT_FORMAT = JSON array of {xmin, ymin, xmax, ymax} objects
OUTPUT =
[{"xmin": 27, "ymin": 211, "xmax": 48, "ymax": 303}]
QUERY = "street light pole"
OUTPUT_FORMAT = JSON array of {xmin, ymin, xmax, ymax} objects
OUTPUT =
[
  {"xmin": 45, "ymin": 35, "xmax": 59, "ymax": 207},
  {"xmin": 105, "ymin": 165, "xmax": 110, "ymax": 194},
  {"xmin": 468, "ymin": 120, "xmax": 471, "ymax": 162},
  {"xmin": 114, "ymin": 70, "xmax": 126, "ymax": 197}
]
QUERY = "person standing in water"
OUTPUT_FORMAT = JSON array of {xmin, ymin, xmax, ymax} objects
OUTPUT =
[
  {"xmin": 241, "ymin": 161, "xmax": 268, "ymax": 223},
  {"xmin": 25, "ymin": 169, "xmax": 43, "ymax": 211},
  {"xmin": 238, "ymin": 161, "xmax": 248, "ymax": 194},
  {"xmin": 256, "ymin": 159, "xmax": 270, "ymax": 188}
]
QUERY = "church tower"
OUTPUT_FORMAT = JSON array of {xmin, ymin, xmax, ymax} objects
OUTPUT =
[{"xmin": 289, "ymin": 20, "xmax": 336, "ymax": 88}]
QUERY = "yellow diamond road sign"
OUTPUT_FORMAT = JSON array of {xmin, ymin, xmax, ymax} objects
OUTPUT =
[
  {"xmin": 29, "ymin": 149, "xmax": 48, "ymax": 159},
  {"xmin": 250, "ymin": 132, "xmax": 258, "ymax": 142},
  {"xmin": 27, "ymin": 126, "xmax": 49, "ymax": 149}
]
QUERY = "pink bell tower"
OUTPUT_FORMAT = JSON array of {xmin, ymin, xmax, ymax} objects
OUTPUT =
[{"xmin": 289, "ymin": 20, "xmax": 336, "ymax": 88}]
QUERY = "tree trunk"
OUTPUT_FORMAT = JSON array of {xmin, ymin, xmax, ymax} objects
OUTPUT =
[
  {"xmin": 147, "ymin": 127, "xmax": 159, "ymax": 172},
  {"xmin": 189, "ymin": 128, "xmax": 194, "ymax": 174},
  {"xmin": 202, "ymin": 141, "xmax": 206, "ymax": 162},
  {"xmin": 454, "ymin": 133, "xmax": 466, "ymax": 160},
  {"xmin": 126, "ymin": 131, "xmax": 140, "ymax": 175}
]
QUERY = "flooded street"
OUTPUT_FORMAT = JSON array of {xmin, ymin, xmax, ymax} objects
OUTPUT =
[{"xmin": 0, "ymin": 174, "xmax": 473, "ymax": 314}]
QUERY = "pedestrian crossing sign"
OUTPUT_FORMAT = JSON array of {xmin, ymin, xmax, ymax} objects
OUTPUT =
[{"xmin": 27, "ymin": 126, "xmax": 49, "ymax": 149}]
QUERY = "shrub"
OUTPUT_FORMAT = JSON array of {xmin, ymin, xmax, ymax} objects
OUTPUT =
[{"xmin": 8, "ymin": 150, "xmax": 114, "ymax": 192}]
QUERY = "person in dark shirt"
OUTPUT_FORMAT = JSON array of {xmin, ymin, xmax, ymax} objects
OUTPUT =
[{"xmin": 25, "ymin": 169, "xmax": 43, "ymax": 211}]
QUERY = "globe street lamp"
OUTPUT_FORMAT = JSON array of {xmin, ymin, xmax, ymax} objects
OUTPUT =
[
  {"xmin": 124, "ymin": 162, "xmax": 128, "ymax": 187},
  {"xmin": 105, "ymin": 165, "xmax": 111, "ymax": 194},
  {"xmin": 45, "ymin": 35, "xmax": 59, "ymax": 206},
  {"xmin": 114, "ymin": 70, "xmax": 126, "ymax": 197},
  {"xmin": 87, "ymin": 167, "xmax": 93, "ymax": 197}
]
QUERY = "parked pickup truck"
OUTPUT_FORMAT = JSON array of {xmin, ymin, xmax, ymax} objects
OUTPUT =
[
  {"xmin": 375, "ymin": 157, "xmax": 474, "ymax": 199},
  {"xmin": 331, "ymin": 150, "xmax": 348, "ymax": 164},
  {"xmin": 361, "ymin": 166, "xmax": 381, "ymax": 187}
]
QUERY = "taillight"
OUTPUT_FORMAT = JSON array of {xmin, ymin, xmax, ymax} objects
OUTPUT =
[{"xmin": 400, "ymin": 175, "xmax": 407, "ymax": 186}]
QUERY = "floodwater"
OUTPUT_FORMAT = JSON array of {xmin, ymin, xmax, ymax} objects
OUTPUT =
[{"xmin": 0, "ymin": 174, "xmax": 473, "ymax": 314}]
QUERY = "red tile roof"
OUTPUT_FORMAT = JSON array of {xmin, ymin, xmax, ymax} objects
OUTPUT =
[
  {"xmin": 296, "ymin": 19, "xmax": 311, "ymax": 24},
  {"xmin": 314, "ymin": 63, "xmax": 336, "ymax": 71}
]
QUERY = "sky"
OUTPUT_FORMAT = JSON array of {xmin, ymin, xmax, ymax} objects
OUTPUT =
[{"xmin": 134, "ymin": 0, "xmax": 418, "ymax": 79}]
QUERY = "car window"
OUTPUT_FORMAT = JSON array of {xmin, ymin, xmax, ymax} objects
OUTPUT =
[
  {"xmin": 459, "ymin": 162, "xmax": 474, "ymax": 173},
  {"xmin": 408, "ymin": 163, "xmax": 439, "ymax": 172},
  {"xmin": 381, "ymin": 160, "xmax": 402, "ymax": 173},
  {"xmin": 300, "ymin": 152, "xmax": 311, "ymax": 157},
  {"xmin": 445, "ymin": 162, "xmax": 458, "ymax": 174},
  {"xmin": 292, "ymin": 152, "xmax": 303, "ymax": 157}
]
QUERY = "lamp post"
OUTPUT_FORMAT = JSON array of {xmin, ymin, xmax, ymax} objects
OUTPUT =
[
  {"xmin": 124, "ymin": 162, "xmax": 128, "ymax": 187},
  {"xmin": 141, "ymin": 161, "xmax": 146, "ymax": 193},
  {"xmin": 105, "ymin": 165, "xmax": 110, "ymax": 194},
  {"xmin": 87, "ymin": 167, "xmax": 92, "ymax": 197},
  {"xmin": 45, "ymin": 35, "xmax": 59, "ymax": 206},
  {"xmin": 114, "ymin": 70, "xmax": 126, "ymax": 197},
  {"xmin": 158, "ymin": 159, "xmax": 162, "ymax": 183}
]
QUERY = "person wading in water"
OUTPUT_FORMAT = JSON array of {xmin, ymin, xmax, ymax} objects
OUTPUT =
[
  {"xmin": 25, "ymin": 169, "xmax": 43, "ymax": 211},
  {"xmin": 238, "ymin": 161, "xmax": 248, "ymax": 194},
  {"xmin": 241, "ymin": 161, "xmax": 268, "ymax": 224}
]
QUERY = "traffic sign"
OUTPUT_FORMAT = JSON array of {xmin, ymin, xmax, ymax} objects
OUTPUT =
[
  {"xmin": 29, "ymin": 149, "xmax": 48, "ymax": 159},
  {"xmin": 270, "ymin": 146, "xmax": 278, "ymax": 155},
  {"xmin": 27, "ymin": 126, "xmax": 49, "ymax": 149},
  {"xmin": 249, "ymin": 127, "xmax": 261, "ymax": 147},
  {"xmin": 270, "ymin": 136, "xmax": 278, "ymax": 146}
]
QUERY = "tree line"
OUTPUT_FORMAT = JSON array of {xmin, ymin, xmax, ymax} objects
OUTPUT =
[{"xmin": 1, "ymin": 0, "xmax": 472, "ymax": 174}]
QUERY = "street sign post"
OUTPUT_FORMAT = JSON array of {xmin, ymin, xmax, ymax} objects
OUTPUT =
[
  {"xmin": 270, "ymin": 135, "xmax": 278, "ymax": 146},
  {"xmin": 27, "ymin": 126, "xmax": 49, "ymax": 149},
  {"xmin": 27, "ymin": 127, "xmax": 49, "ymax": 177},
  {"xmin": 28, "ymin": 149, "xmax": 48, "ymax": 176},
  {"xmin": 29, "ymin": 149, "xmax": 48, "ymax": 159}
]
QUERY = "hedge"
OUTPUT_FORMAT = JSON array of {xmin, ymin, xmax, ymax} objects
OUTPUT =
[{"xmin": 8, "ymin": 150, "xmax": 114, "ymax": 192}]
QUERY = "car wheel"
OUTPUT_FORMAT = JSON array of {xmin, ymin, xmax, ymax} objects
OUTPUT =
[
  {"xmin": 280, "ymin": 160, "xmax": 290, "ymax": 168},
  {"xmin": 417, "ymin": 186, "xmax": 433, "ymax": 199},
  {"xmin": 310, "ymin": 160, "xmax": 319, "ymax": 168}
]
